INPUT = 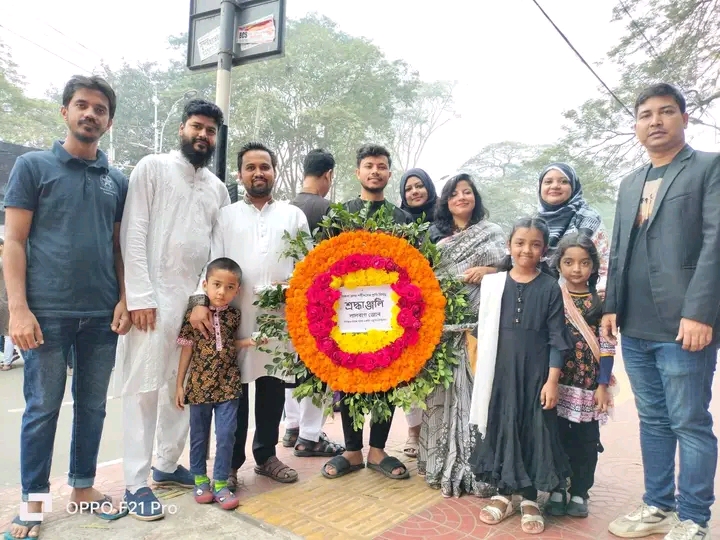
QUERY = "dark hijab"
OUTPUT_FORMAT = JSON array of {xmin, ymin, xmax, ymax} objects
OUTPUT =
[{"xmin": 400, "ymin": 168, "xmax": 437, "ymax": 222}]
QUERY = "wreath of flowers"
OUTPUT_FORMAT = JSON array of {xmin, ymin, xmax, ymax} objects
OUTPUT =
[
  {"xmin": 254, "ymin": 203, "xmax": 474, "ymax": 430},
  {"xmin": 286, "ymin": 232, "xmax": 446, "ymax": 394}
]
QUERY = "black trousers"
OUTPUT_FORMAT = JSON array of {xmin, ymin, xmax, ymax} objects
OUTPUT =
[
  {"xmin": 230, "ymin": 376, "xmax": 286, "ymax": 470},
  {"xmin": 340, "ymin": 396, "xmax": 395, "ymax": 452},
  {"xmin": 557, "ymin": 417, "xmax": 602, "ymax": 499},
  {"xmin": 500, "ymin": 486, "xmax": 539, "ymax": 501}
]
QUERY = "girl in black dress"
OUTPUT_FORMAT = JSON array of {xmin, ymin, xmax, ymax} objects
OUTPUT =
[{"xmin": 469, "ymin": 217, "xmax": 572, "ymax": 535}]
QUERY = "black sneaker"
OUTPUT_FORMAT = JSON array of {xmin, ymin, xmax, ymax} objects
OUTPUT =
[
  {"xmin": 546, "ymin": 490, "xmax": 567, "ymax": 516},
  {"xmin": 566, "ymin": 497, "xmax": 588, "ymax": 518}
]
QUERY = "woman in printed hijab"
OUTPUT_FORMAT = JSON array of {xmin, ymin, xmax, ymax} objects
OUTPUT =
[
  {"xmin": 537, "ymin": 162, "xmax": 610, "ymax": 285},
  {"xmin": 400, "ymin": 168, "xmax": 438, "ymax": 222}
]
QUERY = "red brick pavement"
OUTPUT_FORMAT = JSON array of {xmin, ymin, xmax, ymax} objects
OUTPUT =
[{"xmin": 1, "ymin": 377, "xmax": 718, "ymax": 539}]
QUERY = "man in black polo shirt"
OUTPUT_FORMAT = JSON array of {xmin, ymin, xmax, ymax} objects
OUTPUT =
[
  {"xmin": 283, "ymin": 149, "xmax": 344, "ymax": 458},
  {"xmin": 322, "ymin": 144, "xmax": 412, "ymax": 482}
]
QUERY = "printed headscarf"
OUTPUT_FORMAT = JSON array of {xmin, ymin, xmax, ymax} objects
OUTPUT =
[{"xmin": 537, "ymin": 162, "xmax": 602, "ymax": 250}]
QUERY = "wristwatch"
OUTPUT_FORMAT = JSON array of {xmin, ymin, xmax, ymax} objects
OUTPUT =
[{"xmin": 188, "ymin": 294, "xmax": 209, "ymax": 308}]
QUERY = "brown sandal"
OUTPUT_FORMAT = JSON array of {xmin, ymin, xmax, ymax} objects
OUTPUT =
[
  {"xmin": 254, "ymin": 456, "xmax": 298, "ymax": 483},
  {"xmin": 227, "ymin": 469, "xmax": 242, "ymax": 492}
]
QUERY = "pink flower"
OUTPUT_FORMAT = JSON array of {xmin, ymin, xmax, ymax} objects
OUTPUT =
[
  {"xmin": 313, "ymin": 272, "xmax": 333, "ymax": 289},
  {"xmin": 307, "ymin": 304, "xmax": 326, "ymax": 323},
  {"xmin": 317, "ymin": 337, "xmax": 335, "ymax": 354},
  {"xmin": 397, "ymin": 309, "xmax": 418, "ymax": 328},
  {"xmin": 309, "ymin": 319, "xmax": 333, "ymax": 337},
  {"xmin": 385, "ymin": 260, "xmax": 399, "ymax": 272},
  {"xmin": 371, "ymin": 256, "xmax": 387, "ymax": 269},
  {"xmin": 404, "ymin": 330, "xmax": 419, "ymax": 346}
]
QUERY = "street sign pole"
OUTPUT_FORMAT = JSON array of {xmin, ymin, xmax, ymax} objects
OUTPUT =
[
  {"xmin": 188, "ymin": 0, "xmax": 286, "ymax": 186},
  {"xmin": 213, "ymin": 0, "xmax": 235, "ymax": 183}
]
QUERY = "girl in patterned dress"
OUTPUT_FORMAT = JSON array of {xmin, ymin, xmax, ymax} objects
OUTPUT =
[{"xmin": 546, "ymin": 232, "xmax": 615, "ymax": 518}]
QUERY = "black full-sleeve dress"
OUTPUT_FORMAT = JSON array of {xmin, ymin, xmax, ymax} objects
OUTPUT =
[{"xmin": 469, "ymin": 272, "xmax": 573, "ymax": 493}]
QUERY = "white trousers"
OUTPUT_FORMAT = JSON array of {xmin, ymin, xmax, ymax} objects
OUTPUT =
[
  {"xmin": 283, "ymin": 389, "xmax": 325, "ymax": 442},
  {"xmin": 122, "ymin": 380, "xmax": 189, "ymax": 492},
  {"xmin": 405, "ymin": 407, "xmax": 423, "ymax": 429},
  {"xmin": 3, "ymin": 336, "xmax": 14, "ymax": 366}
]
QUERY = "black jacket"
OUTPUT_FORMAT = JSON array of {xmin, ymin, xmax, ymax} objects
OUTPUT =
[{"xmin": 604, "ymin": 145, "xmax": 720, "ymax": 334}]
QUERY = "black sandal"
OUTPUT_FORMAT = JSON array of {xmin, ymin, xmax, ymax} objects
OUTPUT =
[
  {"xmin": 294, "ymin": 433, "xmax": 345, "ymax": 457},
  {"xmin": 366, "ymin": 456, "xmax": 410, "ymax": 480},
  {"xmin": 321, "ymin": 455, "xmax": 365, "ymax": 479},
  {"xmin": 282, "ymin": 428, "xmax": 299, "ymax": 448}
]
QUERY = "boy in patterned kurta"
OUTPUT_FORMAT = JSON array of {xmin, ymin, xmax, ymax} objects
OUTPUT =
[{"xmin": 175, "ymin": 257, "xmax": 259, "ymax": 510}]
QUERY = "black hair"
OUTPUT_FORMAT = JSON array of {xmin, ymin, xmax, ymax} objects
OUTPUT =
[
  {"xmin": 634, "ymin": 83, "xmax": 686, "ymax": 117},
  {"xmin": 237, "ymin": 141, "xmax": 278, "ymax": 171},
  {"xmin": 62, "ymin": 75, "xmax": 117, "ymax": 120},
  {"xmin": 182, "ymin": 99, "xmax": 224, "ymax": 127},
  {"xmin": 433, "ymin": 173, "xmax": 488, "ymax": 236},
  {"xmin": 206, "ymin": 257, "xmax": 242, "ymax": 284},
  {"xmin": 303, "ymin": 148, "xmax": 335, "ymax": 177},
  {"xmin": 0, "ymin": 237, "xmax": 4, "ymax": 246},
  {"xmin": 497, "ymin": 217, "xmax": 551, "ymax": 272},
  {"xmin": 356, "ymin": 144, "xmax": 392, "ymax": 168},
  {"xmin": 552, "ymin": 232, "xmax": 603, "ymax": 320}
]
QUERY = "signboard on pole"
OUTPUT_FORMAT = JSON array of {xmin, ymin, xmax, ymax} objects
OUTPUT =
[{"xmin": 187, "ymin": 0, "xmax": 286, "ymax": 72}]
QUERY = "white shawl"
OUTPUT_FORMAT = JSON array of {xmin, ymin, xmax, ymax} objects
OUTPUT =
[{"xmin": 469, "ymin": 271, "xmax": 507, "ymax": 438}]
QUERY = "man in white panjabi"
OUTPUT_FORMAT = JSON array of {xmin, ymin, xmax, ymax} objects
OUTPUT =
[
  {"xmin": 189, "ymin": 142, "xmax": 309, "ymax": 489},
  {"xmin": 117, "ymin": 99, "xmax": 231, "ymax": 521}
]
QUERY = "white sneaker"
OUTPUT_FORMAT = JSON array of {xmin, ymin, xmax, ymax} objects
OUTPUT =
[
  {"xmin": 664, "ymin": 520, "xmax": 710, "ymax": 540},
  {"xmin": 608, "ymin": 504, "xmax": 680, "ymax": 538}
]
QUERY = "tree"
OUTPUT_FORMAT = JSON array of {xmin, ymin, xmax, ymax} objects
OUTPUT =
[
  {"xmin": 562, "ymin": 0, "xmax": 720, "ymax": 178},
  {"xmin": 459, "ymin": 141, "xmax": 617, "ymax": 232},
  {"xmin": 161, "ymin": 14, "xmax": 418, "ymax": 201},
  {"xmin": 387, "ymin": 80, "xmax": 458, "ymax": 173},
  {"xmin": 0, "ymin": 38, "xmax": 64, "ymax": 148}
]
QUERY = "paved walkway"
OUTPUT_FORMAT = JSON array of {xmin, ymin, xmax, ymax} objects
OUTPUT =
[{"xmin": 1, "ymin": 353, "xmax": 718, "ymax": 539}]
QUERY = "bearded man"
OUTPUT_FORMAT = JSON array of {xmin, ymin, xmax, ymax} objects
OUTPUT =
[{"xmin": 117, "ymin": 99, "xmax": 231, "ymax": 521}]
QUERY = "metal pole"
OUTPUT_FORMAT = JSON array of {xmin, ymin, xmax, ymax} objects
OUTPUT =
[
  {"xmin": 253, "ymin": 98, "xmax": 262, "ymax": 139},
  {"xmin": 153, "ymin": 86, "xmax": 159, "ymax": 154},
  {"xmin": 214, "ymin": 0, "xmax": 235, "ymax": 183}
]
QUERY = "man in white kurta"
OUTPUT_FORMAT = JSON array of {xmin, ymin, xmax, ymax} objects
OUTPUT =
[
  {"xmin": 117, "ymin": 100, "xmax": 231, "ymax": 521},
  {"xmin": 189, "ymin": 142, "xmax": 309, "ymax": 487}
]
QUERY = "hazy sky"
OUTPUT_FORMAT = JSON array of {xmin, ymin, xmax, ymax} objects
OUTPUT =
[{"xmin": 3, "ymin": 0, "xmax": 718, "ymax": 181}]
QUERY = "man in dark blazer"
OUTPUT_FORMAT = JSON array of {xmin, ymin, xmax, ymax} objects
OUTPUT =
[{"xmin": 603, "ymin": 83, "xmax": 719, "ymax": 540}]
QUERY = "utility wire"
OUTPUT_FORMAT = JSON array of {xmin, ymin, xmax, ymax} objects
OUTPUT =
[
  {"xmin": 529, "ymin": 0, "xmax": 635, "ymax": 118},
  {"xmin": 617, "ymin": 0, "xmax": 672, "ymax": 74},
  {"xmin": 41, "ymin": 21, "xmax": 103, "ymax": 61},
  {"xmin": 0, "ymin": 23, "xmax": 92, "ymax": 74}
]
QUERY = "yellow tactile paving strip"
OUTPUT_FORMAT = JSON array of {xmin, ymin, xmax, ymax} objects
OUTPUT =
[
  {"xmin": 236, "ymin": 353, "xmax": 635, "ymax": 540},
  {"xmin": 237, "ymin": 454, "xmax": 439, "ymax": 539}
]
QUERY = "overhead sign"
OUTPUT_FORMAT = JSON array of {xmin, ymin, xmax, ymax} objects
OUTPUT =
[{"xmin": 187, "ymin": 0, "xmax": 286, "ymax": 72}]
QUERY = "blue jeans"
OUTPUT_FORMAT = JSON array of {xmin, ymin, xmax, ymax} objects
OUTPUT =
[
  {"xmin": 622, "ymin": 335, "xmax": 718, "ymax": 525},
  {"xmin": 20, "ymin": 316, "xmax": 117, "ymax": 499},
  {"xmin": 189, "ymin": 399, "xmax": 239, "ymax": 482}
]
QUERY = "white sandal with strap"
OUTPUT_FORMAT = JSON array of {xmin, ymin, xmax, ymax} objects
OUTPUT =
[
  {"xmin": 479, "ymin": 495, "xmax": 517, "ymax": 525},
  {"xmin": 520, "ymin": 500, "xmax": 545, "ymax": 534}
]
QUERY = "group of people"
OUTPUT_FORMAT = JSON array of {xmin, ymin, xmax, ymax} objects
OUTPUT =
[{"xmin": 1, "ymin": 75, "xmax": 716, "ymax": 540}]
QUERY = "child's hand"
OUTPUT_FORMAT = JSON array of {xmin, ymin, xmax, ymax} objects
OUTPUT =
[
  {"xmin": 175, "ymin": 386, "xmax": 185, "ymax": 410},
  {"xmin": 540, "ymin": 381, "xmax": 559, "ymax": 410},
  {"xmin": 594, "ymin": 385, "xmax": 613, "ymax": 413}
]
